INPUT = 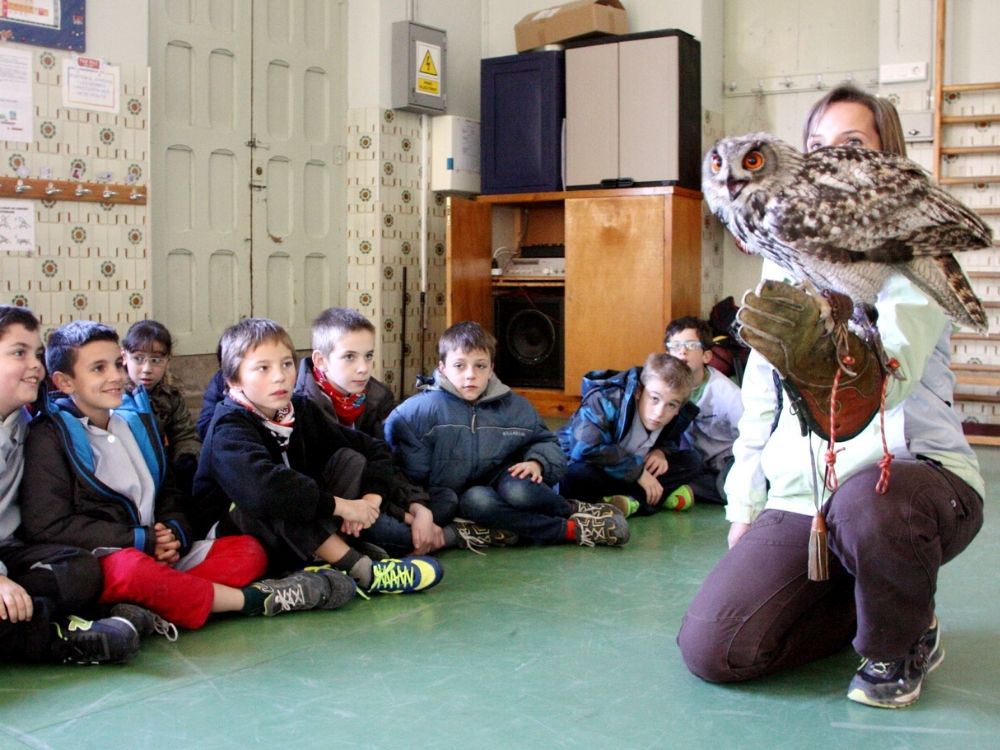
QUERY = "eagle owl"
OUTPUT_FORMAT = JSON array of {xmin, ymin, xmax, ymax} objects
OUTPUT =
[{"xmin": 702, "ymin": 133, "xmax": 991, "ymax": 332}]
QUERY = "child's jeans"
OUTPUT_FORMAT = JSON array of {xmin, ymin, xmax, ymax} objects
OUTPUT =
[
  {"xmin": 99, "ymin": 535, "xmax": 268, "ymax": 630},
  {"xmin": 458, "ymin": 472, "xmax": 572, "ymax": 544}
]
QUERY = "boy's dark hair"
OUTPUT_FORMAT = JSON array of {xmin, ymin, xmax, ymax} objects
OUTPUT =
[
  {"xmin": 438, "ymin": 321, "xmax": 496, "ymax": 363},
  {"xmin": 311, "ymin": 307, "xmax": 376, "ymax": 355},
  {"xmin": 641, "ymin": 352, "xmax": 695, "ymax": 397},
  {"xmin": 122, "ymin": 319, "xmax": 173, "ymax": 356},
  {"xmin": 664, "ymin": 316, "xmax": 714, "ymax": 351},
  {"xmin": 0, "ymin": 305, "xmax": 40, "ymax": 339},
  {"xmin": 46, "ymin": 320, "xmax": 119, "ymax": 376},
  {"xmin": 219, "ymin": 318, "xmax": 296, "ymax": 384}
]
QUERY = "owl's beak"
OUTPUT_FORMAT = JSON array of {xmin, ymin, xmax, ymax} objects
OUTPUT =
[{"xmin": 727, "ymin": 178, "xmax": 747, "ymax": 200}]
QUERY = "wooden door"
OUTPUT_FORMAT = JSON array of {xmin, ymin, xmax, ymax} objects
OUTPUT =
[
  {"xmin": 564, "ymin": 195, "xmax": 668, "ymax": 395},
  {"xmin": 445, "ymin": 196, "xmax": 493, "ymax": 328}
]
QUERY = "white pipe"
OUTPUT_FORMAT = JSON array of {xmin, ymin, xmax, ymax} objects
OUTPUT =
[{"xmin": 419, "ymin": 112, "xmax": 429, "ymax": 369}]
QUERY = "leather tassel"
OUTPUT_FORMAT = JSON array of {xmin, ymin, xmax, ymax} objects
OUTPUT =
[{"xmin": 808, "ymin": 511, "xmax": 829, "ymax": 581}]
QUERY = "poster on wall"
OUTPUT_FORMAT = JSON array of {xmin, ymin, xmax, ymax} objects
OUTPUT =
[
  {"xmin": 0, "ymin": 0, "xmax": 85, "ymax": 52},
  {"xmin": 0, "ymin": 48, "xmax": 33, "ymax": 142},
  {"xmin": 0, "ymin": 200, "xmax": 36, "ymax": 254},
  {"xmin": 62, "ymin": 56, "xmax": 119, "ymax": 113}
]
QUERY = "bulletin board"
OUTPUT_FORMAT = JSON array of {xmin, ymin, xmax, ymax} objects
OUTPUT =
[
  {"xmin": 0, "ymin": 47, "xmax": 151, "ymax": 338},
  {"xmin": 0, "ymin": 0, "xmax": 86, "ymax": 52}
]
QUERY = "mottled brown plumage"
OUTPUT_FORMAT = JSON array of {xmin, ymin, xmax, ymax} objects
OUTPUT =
[{"xmin": 703, "ymin": 133, "xmax": 991, "ymax": 332}]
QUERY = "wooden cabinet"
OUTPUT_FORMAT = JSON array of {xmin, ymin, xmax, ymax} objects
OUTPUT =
[{"xmin": 446, "ymin": 186, "xmax": 701, "ymax": 415}]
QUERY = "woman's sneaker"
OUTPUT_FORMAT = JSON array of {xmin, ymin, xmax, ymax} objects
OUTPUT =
[
  {"xmin": 571, "ymin": 513, "xmax": 630, "ymax": 547},
  {"xmin": 50, "ymin": 615, "xmax": 140, "ymax": 665},
  {"xmin": 368, "ymin": 557, "xmax": 443, "ymax": 594},
  {"xmin": 846, "ymin": 617, "xmax": 943, "ymax": 708},
  {"xmin": 110, "ymin": 603, "xmax": 179, "ymax": 641}
]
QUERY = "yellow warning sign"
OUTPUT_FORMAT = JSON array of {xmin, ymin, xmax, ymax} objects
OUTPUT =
[
  {"xmin": 415, "ymin": 41, "xmax": 442, "ymax": 98},
  {"xmin": 419, "ymin": 51, "xmax": 438, "ymax": 77}
]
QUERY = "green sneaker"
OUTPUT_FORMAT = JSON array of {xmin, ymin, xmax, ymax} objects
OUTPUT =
[
  {"xmin": 603, "ymin": 495, "xmax": 640, "ymax": 517},
  {"xmin": 368, "ymin": 556, "xmax": 443, "ymax": 594},
  {"xmin": 664, "ymin": 485, "xmax": 694, "ymax": 511}
]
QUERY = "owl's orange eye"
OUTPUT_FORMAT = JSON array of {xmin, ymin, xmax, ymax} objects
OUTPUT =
[
  {"xmin": 742, "ymin": 150, "xmax": 765, "ymax": 171},
  {"xmin": 710, "ymin": 153, "xmax": 723, "ymax": 173}
]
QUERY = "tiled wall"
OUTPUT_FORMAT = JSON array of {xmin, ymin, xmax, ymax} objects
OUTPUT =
[
  {"xmin": 346, "ymin": 107, "xmax": 448, "ymax": 399},
  {"xmin": 1, "ymin": 49, "xmax": 149, "ymax": 342}
]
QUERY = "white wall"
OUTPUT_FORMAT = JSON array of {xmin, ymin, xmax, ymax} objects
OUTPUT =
[{"xmin": 87, "ymin": 0, "xmax": 148, "ymax": 65}]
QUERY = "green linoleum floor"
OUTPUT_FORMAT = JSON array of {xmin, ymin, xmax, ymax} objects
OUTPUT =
[{"xmin": 3, "ymin": 447, "xmax": 998, "ymax": 749}]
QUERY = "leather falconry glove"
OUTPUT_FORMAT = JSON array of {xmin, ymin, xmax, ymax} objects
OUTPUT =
[{"xmin": 736, "ymin": 280, "xmax": 886, "ymax": 443}]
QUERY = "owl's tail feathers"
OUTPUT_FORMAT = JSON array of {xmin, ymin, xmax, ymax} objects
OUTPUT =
[{"xmin": 903, "ymin": 256, "xmax": 988, "ymax": 333}]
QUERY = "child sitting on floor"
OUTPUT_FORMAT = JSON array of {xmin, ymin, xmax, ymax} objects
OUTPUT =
[
  {"xmin": 559, "ymin": 353, "xmax": 701, "ymax": 516},
  {"xmin": 385, "ymin": 321, "xmax": 629, "ymax": 548},
  {"xmin": 19, "ymin": 320, "xmax": 350, "ymax": 635},
  {"xmin": 1, "ymin": 307, "xmax": 138, "ymax": 664},
  {"xmin": 193, "ymin": 317, "xmax": 442, "ymax": 594},
  {"xmin": 122, "ymin": 320, "xmax": 202, "ymax": 497},
  {"xmin": 664, "ymin": 316, "xmax": 743, "ymax": 504}
]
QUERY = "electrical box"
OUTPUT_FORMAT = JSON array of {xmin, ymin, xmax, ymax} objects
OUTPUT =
[
  {"xmin": 392, "ymin": 21, "xmax": 447, "ymax": 114},
  {"xmin": 431, "ymin": 116, "xmax": 481, "ymax": 194}
]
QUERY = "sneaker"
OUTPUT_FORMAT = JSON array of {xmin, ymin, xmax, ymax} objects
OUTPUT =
[
  {"xmin": 51, "ymin": 615, "xmax": 140, "ymax": 665},
  {"xmin": 846, "ymin": 617, "xmax": 943, "ymax": 708},
  {"xmin": 571, "ymin": 512, "xmax": 630, "ymax": 547},
  {"xmin": 664, "ymin": 485, "xmax": 694, "ymax": 511},
  {"xmin": 603, "ymin": 495, "xmax": 640, "ymax": 518},
  {"xmin": 251, "ymin": 568, "xmax": 351, "ymax": 616},
  {"xmin": 567, "ymin": 499, "xmax": 623, "ymax": 519},
  {"xmin": 110, "ymin": 603, "xmax": 179, "ymax": 642},
  {"xmin": 451, "ymin": 518, "xmax": 519, "ymax": 554},
  {"xmin": 303, "ymin": 565, "xmax": 358, "ymax": 609},
  {"xmin": 368, "ymin": 556, "xmax": 443, "ymax": 594}
]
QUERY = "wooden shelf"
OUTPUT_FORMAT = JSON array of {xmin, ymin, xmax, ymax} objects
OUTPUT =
[
  {"xmin": 492, "ymin": 277, "xmax": 565, "ymax": 288},
  {"xmin": 477, "ymin": 185, "xmax": 702, "ymax": 204},
  {"xmin": 943, "ymin": 81, "xmax": 1000, "ymax": 94},
  {"xmin": 967, "ymin": 433, "xmax": 1000, "ymax": 446}
]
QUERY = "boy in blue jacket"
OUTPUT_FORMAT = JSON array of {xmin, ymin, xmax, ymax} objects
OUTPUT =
[
  {"xmin": 559, "ymin": 354, "xmax": 701, "ymax": 515},
  {"xmin": 385, "ymin": 321, "xmax": 629, "ymax": 547}
]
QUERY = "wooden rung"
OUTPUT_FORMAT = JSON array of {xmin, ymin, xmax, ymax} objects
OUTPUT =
[
  {"xmin": 952, "ymin": 332, "xmax": 1000, "ymax": 341},
  {"xmin": 955, "ymin": 374, "xmax": 1000, "ymax": 386},
  {"xmin": 952, "ymin": 362, "xmax": 1000, "ymax": 373},
  {"xmin": 955, "ymin": 392, "xmax": 1000, "ymax": 403},
  {"xmin": 967, "ymin": 434, "xmax": 1000, "ymax": 446},
  {"xmin": 969, "ymin": 270, "xmax": 1000, "ymax": 279},
  {"xmin": 939, "ymin": 175, "xmax": 1000, "ymax": 185},
  {"xmin": 941, "ymin": 114, "xmax": 1000, "ymax": 125},
  {"xmin": 941, "ymin": 145, "xmax": 1000, "ymax": 156},
  {"xmin": 942, "ymin": 81, "xmax": 1000, "ymax": 93},
  {"xmin": 972, "ymin": 207, "xmax": 1000, "ymax": 215}
]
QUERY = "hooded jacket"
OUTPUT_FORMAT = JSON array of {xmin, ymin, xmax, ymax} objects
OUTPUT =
[
  {"xmin": 18, "ymin": 387, "xmax": 191, "ymax": 557},
  {"xmin": 558, "ymin": 366, "xmax": 699, "ymax": 482},
  {"xmin": 384, "ymin": 371, "xmax": 566, "ymax": 493}
]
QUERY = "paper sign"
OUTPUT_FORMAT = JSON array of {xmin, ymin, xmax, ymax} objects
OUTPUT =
[
  {"xmin": 0, "ymin": 200, "xmax": 36, "ymax": 254},
  {"xmin": 62, "ymin": 56, "xmax": 120, "ymax": 113},
  {"xmin": 415, "ymin": 42, "xmax": 441, "ymax": 97},
  {"xmin": 0, "ymin": 49, "xmax": 33, "ymax": 143}
]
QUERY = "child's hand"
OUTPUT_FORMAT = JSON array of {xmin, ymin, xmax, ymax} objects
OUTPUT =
[
  {"xmin": 507, "ymin": 460, "xmax": 543, "ymax": 483},
  {"xmin": 639, "ymin": 469, "xmax": 664, "ymax": 506},
  {"xmin": 334, "ymin": 497, "xmax": 380, "ymax": 529},
  {"xmin": 154, "ymin": 522, "xmax": 181, "ymax": 564},
  {"xmin": 0, "ymin": 575, "xmax": 33, "ymax": 623},
  {"xmin": 409, "ymin": 504, "xmax": 442, "ymax": 555},
  {"xmin": 644, "ymin": 449, "xmax": 669, "ymax": 478}
]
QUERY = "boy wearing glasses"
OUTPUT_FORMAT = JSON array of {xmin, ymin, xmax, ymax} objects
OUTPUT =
[
  {"xmin": 664, "ymin": 317, "xmax": 743, "ymax": 504},
  {"xmin": 122, "ymin": 320, "xmax": 201, "ymax": 496}
]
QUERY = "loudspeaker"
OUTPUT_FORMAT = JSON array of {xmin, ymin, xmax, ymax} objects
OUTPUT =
[{"xmin": 493, "ymin": 290, "xmax": 564, "ymax": 389}]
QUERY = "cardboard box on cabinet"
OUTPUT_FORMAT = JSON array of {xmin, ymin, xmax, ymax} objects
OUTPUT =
[{"xmin": 514, "ymin": 0, "xmax": 628, "ymax": 53}]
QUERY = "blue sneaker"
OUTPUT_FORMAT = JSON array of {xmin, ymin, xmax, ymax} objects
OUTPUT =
[
  {"xmin": 368, "ymin": 556, "xmax": 443, "ymax": 594},
  {"xmin": 847, "ymin": 617, "xmax": 943, "ymax": 708},
  {"xmin": 51, "ymin": 615, "xmax": 140, "ymax": 665}
]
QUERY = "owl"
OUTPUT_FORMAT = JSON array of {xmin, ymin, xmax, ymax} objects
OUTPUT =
[{"xmin": 702, "ymin": 133, "xmax": 991, "ymax": 332}]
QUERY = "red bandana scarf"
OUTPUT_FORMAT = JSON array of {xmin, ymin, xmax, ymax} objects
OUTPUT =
[{"xmin": 312, "ymin": 366, "xmax": 367, "ymax": 427}]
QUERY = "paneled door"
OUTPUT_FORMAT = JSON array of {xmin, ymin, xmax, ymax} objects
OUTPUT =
[{"xmin": 151, "ymin": 0, "xmax": 347, "ymax": 353}]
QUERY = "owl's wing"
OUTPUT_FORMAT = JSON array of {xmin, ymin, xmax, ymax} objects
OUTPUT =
[{"xmin": 765, "ymin": 147, "xmax": 992, "ymax": 264}]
